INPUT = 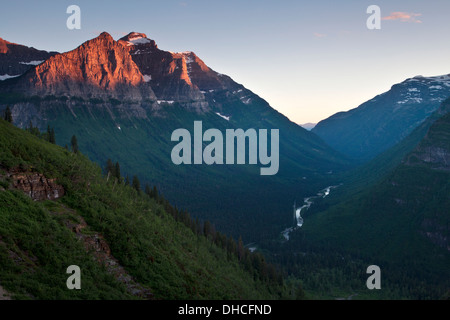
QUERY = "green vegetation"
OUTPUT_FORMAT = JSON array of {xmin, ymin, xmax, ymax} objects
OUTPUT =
[
  {"xmin": 0, "ymin": 93, "xmax": 350, "ymax": 243},
  {"xmin": 0, "ymin": 118, "xmax": 292, "ymax": 299},
  {"xmin": 264, "ymin": 107, "xmax": 450, "ymax": 299},
  {"xmin": 3, "ymin": 106, "xmax": 12, "ymax": 123},
  {"xmin": 70, "ymin": 135, "xmax": 78, "ymax": 154}
]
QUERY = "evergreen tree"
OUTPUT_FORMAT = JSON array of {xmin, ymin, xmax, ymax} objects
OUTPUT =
[
  {"xmin": 4, "ymin": 106, "xmax": 12, "ymax": 123},
  {"xmin": 145, "ymin": 184, "xmax": 151, "ymax": 197},
  {"xmin": 47, "ymin": 125, "xmax": 56, "ymax": 144},
  {"xmin": 151, "ymin": 185, "xmax": 158, "ymax": 200},
  {"xmin": 71, "ymin": 135, "xmax": 79, "ymax": 154},
  {"xmin": 28, "ymin": 120, "xmax": 40, "ymax": 136},
  {"xmin": 209, "ymin": 224, "xmax": 217, "ymax": 242},
  {"xmin": 114, "ymin": 162, "xmax": 121, "ymax": 182},
  {"xmin": 105, "ymin": 159, "xmax": 114, "ymax": 176},
  {"xmin": 195, "ymin": 218, "xmax": 201, "ymax": 236},
  {"xmin": 124, "ymin": 175, "xmax": 130, "ymax": 186},
  {"xmin": 238, "ymin": 236, "xmax": 245, "ymax": 261},
  {"xmin": 203, "ymin": 220, "xmax": 211, "ymax": 239},
  {"xmin": 227, "ymin": 236, "xmax": 237, "ymax": 260},
  {"xmin": 132, "ymin": 175, "xmax": 140, "ymax": 192},
  {"xmin": 49, "ymin": 128, "xmax": 56, "ymax": 144},
  {"xmin": 295, "ymin": 283, "xmax": 306, "ymax": 300}
]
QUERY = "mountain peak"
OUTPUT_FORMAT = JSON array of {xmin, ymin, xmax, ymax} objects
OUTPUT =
[
  {"xmin": 122, "ymin": 32, "xmax": 148, "ymax": 40},
  {"xmin": 0, "ymin": 37, "xmax": 13, "ymax": 54},
  {"xmin": 119, "ymin": 32, "xmax": 156, "ymax": 47},
  {"xmin": 97, "ymin": 31, "xmax": 114, "ymax": 41},
  {"xmin": 6, "ymin": 31, "xmax": 156, "ymax": 100}
]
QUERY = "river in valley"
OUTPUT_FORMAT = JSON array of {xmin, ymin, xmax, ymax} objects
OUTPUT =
[{"xmin": 281, "ymin": 185, "xmax": 341, "ymax": 241}]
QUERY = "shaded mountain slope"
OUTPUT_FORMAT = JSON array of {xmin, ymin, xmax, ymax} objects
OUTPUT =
[
  {"xmin": 289, "ymin": 105, "xmax": 450, "ymax": 299},
  {"xmin": 0, "ymin": 119, "xmax": 289, "ymax": 299},
  {"xmin": 0, "ymin": 37, "xmax": 57, "ymax": 79},
  {"xmin": 313, "ymin": 75, "xmax": 450, "ymax": 161}
]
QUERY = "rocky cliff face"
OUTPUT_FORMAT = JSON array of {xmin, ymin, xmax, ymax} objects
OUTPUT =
[
  {"xmin": 0, "ymin": 31, "xmax": 251, "ymax": 114},
  {"xmin": 0, "ymin": 37, "xmax": 57, "ymax": 79},
  {"xmin": 9, "ymin": 32, "xmax": 156, "ymax": 101},
  {"xmin": 118, "ymin": 32, "xmax": 209, "ymax": 110},
  {"xmin": 10, "ymin": 172, "xmax": 64, "ymax": 201},
  {"xmin": 55, "ymin": 207, "xmax": 153, "ymax": 299},
  {"xmin": 410, "ymin": 146, "xmax": 450, "ymax": 171},
  {"xmin": 118, "ymin": 32, "xmax": 246, "ymax": 111},
  {"xmin": 405, "ymin": 101, "xmax": 450, "ymax": 171},
  {"xmin": 401, "ymin": 104, "xmax": 450, "ymax": 251}
]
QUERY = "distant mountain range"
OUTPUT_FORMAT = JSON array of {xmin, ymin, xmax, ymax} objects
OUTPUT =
[
  {"xmin": 313, "ymin": 75, "xmax": 450, "ymax": 161},
  {"xmin": 299, "ymin": 123, "xmax": 316, "ymax": 131}
]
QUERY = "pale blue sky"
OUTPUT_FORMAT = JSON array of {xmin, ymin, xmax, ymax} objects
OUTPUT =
[{"xmin": 1, "ymin": 0, "xmax": 450, "ymax": 123}]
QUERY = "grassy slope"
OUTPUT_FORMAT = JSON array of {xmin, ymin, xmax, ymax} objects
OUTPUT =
[{"xmin": 0, "ymin": 118, "xmax": 287, "ymax": 300}]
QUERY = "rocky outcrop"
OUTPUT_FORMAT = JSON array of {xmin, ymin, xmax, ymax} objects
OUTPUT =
[
  {"xmin": 10, "ymin": 172, "xmax": 64, "ymax": 201},
  {"xmin": 54, "ymin": 205, "xmax": 154, "ymax": 299},
  {"xmin": 410, "ymin": 146, "xmax": 450, "ymax": 170},
  {"xmin": 405, "ymin": 110, "xmax": 450, "ymax": 171}
]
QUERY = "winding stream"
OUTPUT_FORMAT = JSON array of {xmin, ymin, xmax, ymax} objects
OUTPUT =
[{"xmin": 282, "ymin": 185, "xmax": 341, "ymax": 241}]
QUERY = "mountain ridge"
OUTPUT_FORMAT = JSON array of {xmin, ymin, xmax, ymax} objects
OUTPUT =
[
  {"xmin": 0, "ymin": 36, "xmax": 57, "ymax": 79},
  {"xmin": 2, "ymin": 32, "xmax": 156, "ymax": 101},
  {"xmin": 313, "ymin": 74, "xmax": 450, "ymax": 161}
]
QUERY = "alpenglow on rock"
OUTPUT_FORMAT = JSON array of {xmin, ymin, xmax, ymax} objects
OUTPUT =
[{"xmin": 4, "ymin": 32, "xmax": 156, "ymax": 101}]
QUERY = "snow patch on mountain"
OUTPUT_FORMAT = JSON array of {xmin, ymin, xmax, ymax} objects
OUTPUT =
[
  {"xmin": 124, "ymin": 33, "xmax": 151, "ymax": 46},
  {"xmin": 129, "ymin": 38, "xmax": 151, "ymax": 45},
  {"xmin": 411, "ymin": 74, "xmax": 450, "ymax": 86},
  {"xmin": 394, "ymin": 74, "xmax": 450, "ymax": 105},
  {"xmin": 240, "ymin": 96, "xmax": 252, "ymax": 104},
  {"xmin": 0, "ymin": 74, "xmax": 20, "ymax": 81},
  {"xmin": 157, "ymin": 100, "xmax": 174, "ymax": 105},
  {"xmin": 215, "ymin": 112, "xmax": 230, "ymax": 121},
  {"xmin": 182, "ymin": 52, "xmax": 195, "ymax": 81},
  {"xmin": 19, "ymin": 60, "xmax": 44, "ymax": 66},
  {"xmin": 182, "ymin": 52, "xmax": 194, "ymax": 64}
]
